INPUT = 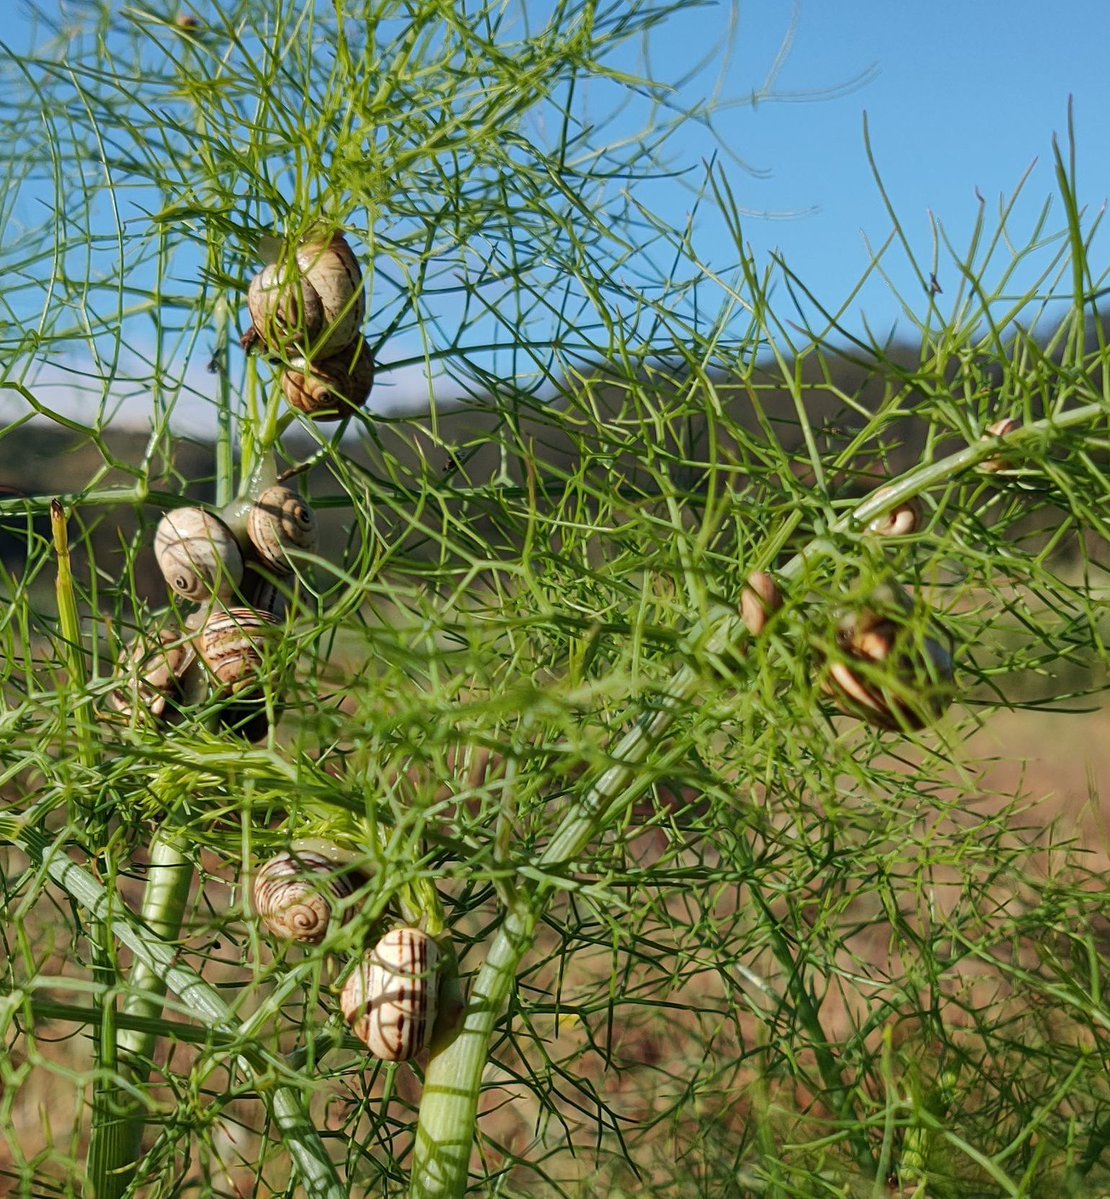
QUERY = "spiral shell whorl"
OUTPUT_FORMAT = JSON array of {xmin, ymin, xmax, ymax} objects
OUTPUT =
[
  {"xmin": 252, "ymin": 850, "xmax": 360, "ymax": 944},
  {"xmin": 247, "ymin": 485, "xmax": 317, "ymax": 574},
  {"xmin": 822, "ymin": 584, "xmax": 954, "ymax": 731},
  {"xmin": 154, "ymin": 508, "xmax": 244, "ymax": 603},
  {"xmin": 282, "ymin": 336, "xmax": 375, "ymax": 419},
  {"xmin": 108, "ymin": 626, "xmax": 194, "ymax": 719}
]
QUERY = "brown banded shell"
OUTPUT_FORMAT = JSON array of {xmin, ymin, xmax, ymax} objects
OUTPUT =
[
  {"xmin": 282, "ymin": 336, "xmax": 375, "ymax": 419},
  {"xmin": 154, "ymin": 508, "xmax": 244, "ymax": 603},
  {"xmin": 252, "ymin": 849, "xmax": 361, "ymax": 944},
  {"xmin": 340, "ymin": 927, "xmax": 440, "ymax": 1061},
  {"xmin": 247, "ymin": 485, "xmax": 317, "ymax": 574},
  {"xmin": 108, "ymin": 627, "xmax": 194, "ymax": 720},
  {"xmin": 820, "ymin": 583, "xmax": 954, "ymax": 732},
  {"xmin": 196, "ymin": 605, "xmax": 281, "ymax": 696},
  {"xmin": 865, "ymin": 486, "xmax": 921, "ymax": 537}
]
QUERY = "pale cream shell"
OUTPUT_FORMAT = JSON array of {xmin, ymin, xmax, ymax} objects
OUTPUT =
[
  {"xmin": 822, "ymin": 588, "xmax": 954, "ymax": 731},
  {"xmin": 864, "ymin": 486, "xmax": 921, "ymax": 537},
  {"xmin": 247, "ymin": 261, "xmax": 325, "ymax": 354},
  {"xmin": 154, "ymin": 508, "xmax": 244, "ymax": 603},
  {"xmin": 340, "ymin": 928, "xmax": 440, "ymax": 1061},
  {"xmin": 295, "ymin": 233, "xmax": 365, "ymax": 355},
  {"xmin": 247, "ymin": 485, "xmax": 317, "ymax": 574}
]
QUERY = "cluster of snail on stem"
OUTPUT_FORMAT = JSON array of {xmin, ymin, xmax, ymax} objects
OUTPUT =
[
  {"xmin": 252, "ymin": 844, "xmax": 441, "ymax": 1062},
  {"xmin": 108, "ymin": 484, "xmax": 318, "ymax": 731},
  {"xmin": 242, "ymin": 231, "xmax": 374, "ymax": 420},
  {"xmin": 739, "ymin": 476, "xmax": 956, "ymax": 734}
]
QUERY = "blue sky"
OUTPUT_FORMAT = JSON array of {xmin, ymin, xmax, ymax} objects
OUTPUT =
[
  {"xmin": 640, "ymin": 0, "xmax": 1110, "ymax": 339},
  {"xmin": 8, "ymin": 1, "xmax": 1110, "ymax": 431}
]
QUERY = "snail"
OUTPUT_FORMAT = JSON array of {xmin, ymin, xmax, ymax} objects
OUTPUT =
[
  {"xmin": 979, "ymin": 417, "xmax": 1022, "ymax": 473},
  {"xmin": 244, "ymin": 232, "xmax": 364, "ymax": 359},
  {"xmin": 252, "ymin": 845, "xmax": 364, "ymax": 944},
  {"xmin": 282, "ymin": 335, "xmax": 375, "ymax": 419},
  {"xmin": 154, "ymin": 508, "xmax": 244, "ymax": 603},
  {"xmin": 195, "ymin": 604, "xmax": 281, "ymax": 696},
  {"xmin": 864, "ymin": 486, "xmax": 921, "ymax": 537},
  {"xmin": 241, "ymin": 569, "xmax": 286, "ymax": 619},
  {"xmin": 108, "ymin": 626, "xmax": 194, "ymax": 720},
  {"xmin": 819, "ymin": 582, "xmax": 954, "ymax": 731},
  {"xmin": 340, "ymin": 927, "xmax": 440, "ymax": 1061},
  {"xmin": 739, "ymin": 570, "xmax": 782, "ymax": 637},
  {"xmin": 247, "ymin": 485, "xmax": 317, "ymax": 574}
]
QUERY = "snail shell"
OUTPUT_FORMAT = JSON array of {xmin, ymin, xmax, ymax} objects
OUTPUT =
[
  {"xmin": 195, "ymin": 605, "xmax": 281, "ymax": 696},
  {"xmin": 740, "ymin": 571, "xmax": 782, "ymax": 637},
  {"xmin": 979, "ymin": 417, "xmax": 1022, "ymax": 473},
  {"xmin": 282, "ymin": 336, "xmax": 375, "ymax": 420},
  {"xmin": 295, "ymin": 233, "xmax": 365, "ymax": 355},
  {"xmin": 245, "ymin": 232, "xmax": 364, "ymax": 358},
  {"xmin": 820, "ymin": 583, "xmax": 954, "ymax": 731},
  {"xmin": 865, "ymin": 486, "xmax": 921, "ymax": 537},
  {"xmin": 340, "ymin": 927, "xmax": 440, "ymax": 1061},
  {"xmin": 247, "ymin": 262, "xmax": 325, "ymax": 355},
  {"xmin": 242, "ymin": 568, "xmax": 286, "ymax": 619},
  {"xmin": 247, "ymin": 485, "xmax": 317, "ymax": 574},
  {"xmin": 108, "ymin": 626, "xmax": 194, "ymax": 719},
  {"xmin": 252, "ymin": 848, "xmax": 362, "ymax": 944},
  {"xmin": 154, "ymin": 508, "xmax": 244, "ymax": 603}
]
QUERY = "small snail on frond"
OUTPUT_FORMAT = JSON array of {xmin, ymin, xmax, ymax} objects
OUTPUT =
[
  {"xmin": 818, "ymin": 581, "xmax": 954, "ymax": 732},
  {"xmin": 340, "ymin": 927, "xmax": 441, "ymax": 1060},
  {"xmin": 243, "ymin": 231, "xmax": 365, "ymax": 360},
  {"xmin": 864, "ymin": 486, "xmax": 922, "ymax": 538},
  {"xmin": 282, "ymin": 335, "xmax": 375, "ymax": 420},
  {"xmin": 155, "ymin": 508, "xmax": 244, "ymax": 603},
  {"xmin": 107, "ymin": 626, "xmax": 195, "ymax": 721},
  {"xmin": 979, "ymin": 417, "xmax": 1022, "ymax": 474},
  {"xmin": 252, "ymin": 844, "xmax": 366, "ymax": 944},
  {"xmin": 740, "ymin": 570, "xmax": 783, "ymax": 638},
  {"xmin": 247, "ymin": 485, "xmax": 317, "ymax": 574}
]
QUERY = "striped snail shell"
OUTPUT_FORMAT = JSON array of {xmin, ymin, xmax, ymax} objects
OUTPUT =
[
  {"xmin": 154, "ymin": 508, "xmax": 244, "ymax": 603},
  {"xmin": 340, "ymin": 927, "xmax": 440, "ymax": 1061},
  {"xmin": 252, "ymin": 847, "xmax": 362, "ymax": 944},
  {"xmin": 282, "ymin": 335, "xmax": 375, "ymax": 420},
  {"xmin": 247, "ymin": 485, "xmax": 317, "ymax": 574},
  {"xmin": 865, "ymin": 487, "xmax": 921, "ymax": 538},
  {"xmin": 820, "ymin": 582, "xmax": 954, "ymax": 732},
  {"xmin": 245, "ymin": 232, "xmax": 364, "ymax": 358},
  {"xmin": 108, "ymin": 626, "xmax": 194, "ymax": 720},
  {"xmin": 195, "ymin": 605, "xmax": 281, "ymax": 696}
]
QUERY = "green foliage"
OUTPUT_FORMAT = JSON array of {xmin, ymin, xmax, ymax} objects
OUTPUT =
[{"xmin": 0, "ymin": 2, "xmax": 1108, "ymax": 1199}]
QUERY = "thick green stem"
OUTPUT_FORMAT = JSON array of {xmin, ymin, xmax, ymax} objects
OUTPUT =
[
  {"xmin": 411, "ymin": 900, "xmax": 538, "ymax": 1199},
  {"xmin": 87, "ymin": 834, "xmax": 196, "ymax": 1198},
  {"xmin": 409, "ymin": 400, "xmax": 1109, "ymax": 1198},
  {"xmin": 12, "ymin": 825, "xmax": 346, "ymax": 1199}
]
